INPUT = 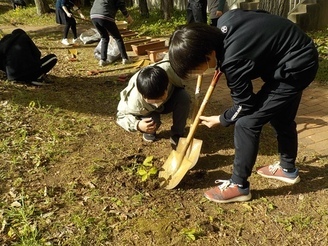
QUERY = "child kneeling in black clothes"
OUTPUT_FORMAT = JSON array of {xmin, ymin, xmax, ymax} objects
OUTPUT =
[{"xmin": 0, "ymin": 29, "xmax": 57, "ymax": 85}]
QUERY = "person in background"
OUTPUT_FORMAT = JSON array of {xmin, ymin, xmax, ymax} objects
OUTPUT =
[
  {"xmin": 116, "ymin": 55, "xmax": 190, "ymax": 146},
  {"xmin": 168, "ymin": 9, "xmax": 318, "ymax": 203},
  {"xmin": 90, "ymin": 0, "xmax": 133, "ymax": 66},
  {"xmin": 208, "ymin": 0, "xmax": 226, "ymax": 27},
  {"xmin": 0, "ymin": 29, "xmax": 57, "ymax": 85},
  {"xmin": 56, "ymin": 0, "xmax": 85, "ymax": 46},
  {"xmin": 11, "ymin": 0, "xmax": 26, "ymax": 10},
  {"xmin": 187, "ymin": 0, "xmax": 207, "ymax": 24}
]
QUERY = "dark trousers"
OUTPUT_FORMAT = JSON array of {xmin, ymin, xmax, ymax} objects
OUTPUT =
[
  {"xmin": 210, "ymin": 18, "xmax": 219, "ymax": 27},
  {"xmin": 147, "ymin": 87, "xmax": 191, "ymax": 137},
  {"xmin": 63, "ymin": 16, "xmax": 77, "ymax": 39},
  {"xmin": 38, "ymin": 54, "xmax": 58, "ymax": 79},
  {"xmin": 231, "ymin": 77, "xmax": 316, "ymax": 186},
  {"xmin": 17, "ymin": 54, "xmax": 57, "ymax": 82},
  {"xmin": 91, "ymin": 18, "xmax": 128, "ymax": 61},
  {"xmin": 187, "ymin": 0, "xmax": 207, "ymax": 24}
]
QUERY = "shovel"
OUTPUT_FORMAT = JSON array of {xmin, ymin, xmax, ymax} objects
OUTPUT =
[
  {"xmin": 159, "ymin": 70, "xmax": 223, "ymax": 189},
  {"xmin": 191, "ymin": 74, "xmax": 203, "ymax": 122},
  {"xmin": 183, "ymin": 74, "xmax": 204, "ymax": 170}
]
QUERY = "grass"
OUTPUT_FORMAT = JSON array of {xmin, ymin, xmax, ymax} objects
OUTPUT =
[
  {"xmin": 1, "ymin": 3, "xmax": 328, "ymax": 84},
  {"xmin": 0, "ymin": 2, "xmax": 328, "ymax": 245}
]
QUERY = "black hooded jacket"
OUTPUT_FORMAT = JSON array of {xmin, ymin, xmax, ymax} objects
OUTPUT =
[
  {"xmin": 216, "ymin": 10, "xmax": 318, "ymax": 126},
  {"xmin": 0, "ymin": 29, "xmax": 41, "ymax": 81}
]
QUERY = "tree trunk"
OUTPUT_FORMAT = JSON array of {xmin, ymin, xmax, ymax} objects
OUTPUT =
[
  {"xmin": 139, "ymin": 0, "xmax": 149, "ymax": 18},
  {"xmin": 84, "ymin": 0, "xmax": 91, "ymax": 7},
  {"xmin": 125, "ymin": 0, "xmax": 133, "ymax": 8},
  {"xmin": 259, "ymin": 0, "xmax": 289, "ymax": 17},
  {"xmin": 35, "ymin": 0, "xmax": 51, "ymax": 15},
  {"xmin": 161, "ymin": 0, "xmax": 174, "ymax": 21}
]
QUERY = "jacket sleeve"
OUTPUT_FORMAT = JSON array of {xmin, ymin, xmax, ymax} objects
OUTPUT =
[
  {"xmin": 116, "ymin": 74, "xmax": 142, "ymax": 132},
  {"xmin": 217, "ymin": 0, "xmax": 226, "ymax": 12},
  {"xmin": 219, "ymin": 58, "xmax": 257, "ymax": 127},
  {"xmin": 2, "ymin": 29, "xmax": 41, "ymax": 81},
  {"xmin": 116, "ymin": 109, "xmax": 140, "ymax": 132}
]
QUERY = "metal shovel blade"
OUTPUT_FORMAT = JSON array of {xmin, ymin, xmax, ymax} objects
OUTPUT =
[
  {"xmin": 159, "ymin": 70, "xmax": 223, "ymax": 190},
  {"xmin": 177, "ymin": 137, "xmax": 203, "ymax": 169},
  {"xmin": 158, "ymin": 138, "xmax": 203, "ymax": 189}
]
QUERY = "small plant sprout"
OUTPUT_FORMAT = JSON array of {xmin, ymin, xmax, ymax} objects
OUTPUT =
[
  {"xmin": 137, "ymin": 156, "xmax": 158, "ymax": 182},
  {"xmin": 180, "ymin": 228, "xmax": 197, "ymax": 241}
]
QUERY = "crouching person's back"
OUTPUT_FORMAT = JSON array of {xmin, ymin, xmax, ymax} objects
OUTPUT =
[{"xmin": 0, "ymin": 29, "xmax": 57, "ymax": 85}]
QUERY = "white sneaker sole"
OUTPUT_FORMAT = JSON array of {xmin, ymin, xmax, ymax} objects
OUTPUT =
[
  {"xmin": 204, "ymin": 193, "xmax": 252, "ymax": 203},
  {"xmin": 257, "ymin": 172, "xmax": 301, "ymax": 184}
]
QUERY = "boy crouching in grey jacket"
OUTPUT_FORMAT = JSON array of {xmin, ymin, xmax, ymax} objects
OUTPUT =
[{"xmin": 116, "ymin": 56, "xmax": 190, "ymax": 145}]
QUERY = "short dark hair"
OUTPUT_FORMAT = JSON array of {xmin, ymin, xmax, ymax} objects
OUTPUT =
[
  {"xmin": 169, "ymin": 23, "xmax": 223, "ymax": 79},
  {"xmin": 136, "ymin": 65, "xmax": 169, "ymax": 99}
]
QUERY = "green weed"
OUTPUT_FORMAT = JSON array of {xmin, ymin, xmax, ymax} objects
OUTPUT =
[
  {"xmin": 137, "ymin": 156, "xmax": 158, "ymax": 182},
  {"xmin": 180, "ymin": 228, "xmax": 198, "ymax": 241},
  {"xmin": 3, "ymin": 195, "xmax": 40, "ymax": 245}
]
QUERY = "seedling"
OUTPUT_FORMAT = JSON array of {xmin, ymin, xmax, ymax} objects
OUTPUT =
[
  {"xmin": 180, "ymin": 228, "xmax": 197, "ymax": 241},
  {"xmin": 137, "ymin": 156, "xmax": 158, "ymax": 182}
]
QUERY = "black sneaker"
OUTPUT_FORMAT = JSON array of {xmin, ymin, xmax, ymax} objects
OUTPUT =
[
  {"xmin": 143, "ymin": 133, "xmax": 156, "ymax": 142},
  {"xmin": 31, "ymin": 79, "xmax": 52, "ymax": 86},
  {"xmin": 169, "ymin": 135, "xmax": 181, "ymax": 146}
]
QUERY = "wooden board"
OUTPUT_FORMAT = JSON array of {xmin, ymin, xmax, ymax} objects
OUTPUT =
[
  {"xmin": 146, "ymin": 47, "xmax": 169, "ymax": 62},
  {"xmin": 131, "ymin": 40, "xmax": 166, "ymax": 56},
  {"xmin": 124, "ymin": 37, "xmax": 152, "ymax": 51}
]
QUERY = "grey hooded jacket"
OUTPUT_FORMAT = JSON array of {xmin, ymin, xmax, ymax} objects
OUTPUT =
[{"xmin": 116, "ymin": 54, "xmax": 185, "ymax": 132}]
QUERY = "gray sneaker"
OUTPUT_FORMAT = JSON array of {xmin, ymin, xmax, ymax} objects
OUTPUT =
[
  {"xmin": 143, "ymin": 133, "xmax": 156, "ymax": 142},
  {"xmin": 122, "ymin": 58, "xmax": 131, "ymax": 65},
  {"xmin": 99, "ymin": 60, "xmax": 110, "ymax": 67}
]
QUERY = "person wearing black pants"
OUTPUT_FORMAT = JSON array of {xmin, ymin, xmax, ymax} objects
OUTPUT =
[
  {"xmin": 168, "ymin": 9, "xmax": 318, "ymax": 203},
  {"xmin": 55, "ymin": 0, "xmax": 85, "ymax": 46},
  {"xmin": 208, "ymin": 0, "xmax": 227, "ymax": 27},
  {"xmin": 90, "ymin": 0, "xmax": 133, "ymax": 66},
  {"xmin": 187, "ymin": 0, "xmax": 208, "ymax": 24},
  {"xmin": 116, "ymin": 56, "xmax": 190, "ymax": 146},
  {"xmin": 0, "ymin": 29, "xmax": 57, "ymax": 85}
]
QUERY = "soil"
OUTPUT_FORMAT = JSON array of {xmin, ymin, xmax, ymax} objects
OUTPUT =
[{"xmin": 1, "ymin": 12, "xmax": 328, "ymax": 246}]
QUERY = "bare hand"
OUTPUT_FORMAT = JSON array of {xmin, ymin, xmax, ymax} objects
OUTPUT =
[
  {"xmin": 126, "ymin": 15, "xmax": 133, "ymax": 24},
  {"xmin": 138, "ymin": 118, "xmax": 156, "ymax": 133},
  {"xmin": 80, "ymin": 13, "xmax": 85, "ymax": 19},
  {"xmin": 66, "ymin": 12, "xmax": 72, "ymax": 18},
  {"xmin": 199, "ymin": 115, "xmax": 220, "ymax": 128},
  {"xmin": 216, "ymin": 11, "xmax": 223, "ymax": 17}
]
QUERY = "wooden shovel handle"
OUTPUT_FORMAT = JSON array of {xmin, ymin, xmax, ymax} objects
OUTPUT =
[
  {"xmin": 191, "ymin": 74, "xmax": 203, "ymax": 121},
  {"xmin": 195, "ymin": 74, "xmax": 203, "ymax": 96},
  {"xmin": 181, "ymin": 70, "xmax": 223, "ymax": 155}
]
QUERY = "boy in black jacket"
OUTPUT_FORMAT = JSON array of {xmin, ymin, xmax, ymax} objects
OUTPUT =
[
  {"xmin": 0, "ymin": 29, "xmax": 57, "ymax": 85},
  {"xmin": 168, "ymin": 9, "xmax": 318, "ymax": 203}
]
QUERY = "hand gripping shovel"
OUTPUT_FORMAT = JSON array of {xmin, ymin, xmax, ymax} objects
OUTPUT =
[{"xmin": 159, "ymin": 70, "xmax": 223, "ymax": 189}]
